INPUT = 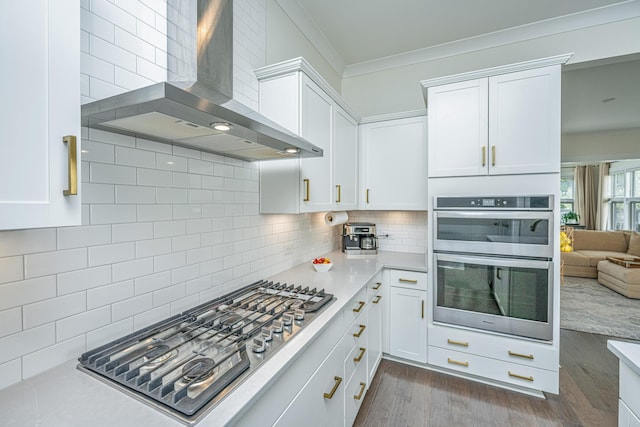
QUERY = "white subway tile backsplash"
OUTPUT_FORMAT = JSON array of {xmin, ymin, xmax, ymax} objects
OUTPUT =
[
  {"xmin": 112, "ymin": 294, "xmax": 153, "ymax": 322},
  {"xmin": 90, "ymin": 0, "xmax": 136, "ymax": 33},
  {"xmin": 116, "ymin": 185, "xmax": 156, "ymax": 204},
  {"xmin": 136, "ymin": 137, "xmax": 172, "ymax": 154},
  {"xmin": 86, "ymin": 318, "xmax": 133, "ymax": 349},
  {"xmin": 0, "ymin": 228, "xmax": 56, "ymax": 257},
  {"xmin": 172, "ymin": 146, "xmax": 201, "ymax": 160},
  {"xmin": 81, "ymin": 9, "xmax": 115, "ymax": 43},
  {"xmin": 0, "ymin": 359, "xmax": 22, "ymax": 390},
  {"xmin": 87, "ymin": 280, "xmax": 134, "ymax": 309},
  {"xmin": 57, "ymin": 225, "xmax": 112, "ymax": 250},
  {"xmin": 173, "ymin": 172, "xmax": 202, "ymax": 189},
  {"xmin": 199, "ymin": 258, "xmax": 224, "ymax": 276},
  {"xmin": 81, "ymin": 52, "xmax": 115, "ymax": 83},
  {"xmin": 24, "ymin": 249, "xmax": 87, "ymax": 279},
  {"xmin": 90, "ymin": 35, "xmax": 137, "ymax": 72},
  {"xmin": 135, "ymin": 271, "xmax": 171, "ymax": 295},
  {"xmin": 90, "ymin": 204, "xmax": 137, "ymax": 224},
  {"xmin": 111, "ymin": 222, "xmax": 153, "ymax": 243},
  {"xmin": 156, "ymin": 154, "xmax": 187, "ymax": 172},
  {"xmin": 154, "ymin": 220, "xmax": 186, "ymax": 238},
  {"xmin": 137, "ymin": 204, "xmax": 173, "ymax": 222},
  {"xmin": 88, "ymin": 128, "xmax": 136, "ymax": 148},
  {"xmin": 89, "ymin": 75, "xmax": 123, "ymax": 99},
  {"xmin": 82, "ymin": 183, "xmax": 115, "ymax": 204},
  {"xmin": 202, "ymin": 175, "xmax": 224, "ymax": 190},
  {"xmin": 171, "ymin": 234, "xmax": 200, "ymax": 252},
  {"xmin": 23, "ymin": 293, "xmax": 86, "ymax": 330},
  {"xmin": 81, "ymin": 139, "xmax": 116, "ymax": 164},
  {"xmin": 187, "ymin": 189, "xmax": 213, "ymax": 203},
  {"xmin": 185, "ymin": 275, "xmax": 212, "ymax": 295},
  {"xmin": 115, "ymin": 27, "xmax": 155, "ymax": 62},
  {"xmin": 0, "ymin": 308, "xmax": 21, "ymax": 338},
  {"xmin": 88, "ymin": 242, "xmax": 135, "ymax": 267},
  {"xmin": 115, "ymin": 0, "xmax": 156, "ymax": 27},
  {"xmin": 153, "ymin": 252, "xmax": 186, "ymax": 273},
  {"xmin": 170, "ymin": 294, "xmax": 199, "ymax": 315},
  {"xmin": 22, "ymin": 336, "xmax": 86, "ymax": 379},
  {"xmin": 0, "ymin": 324, "xmax": 55, "ymax": 365},
  {"xmin": 91, "ymin": 163, "xmax": 137, "ymax": 185},
  {"xmin": 137, "ymin": 168, "xmax": 172, "ymax": 187},
  {"xmin": 153, "ymin": 283, "xmax": 185, "ymax": 307},
  {"xmin": 156, "ymin": 187, "xmax": 188, "ymax": 204},
  {"xmin": 0, "ymin": 257, "xmax": 23, "ymax": 285},
  {"xmin": 173, "ymin": 204, "xmax": 202, "ymax": 220},
  {"xmin": 188, "ymin": 159, "xmax": 214, "ymax": 175},
  {"xmin": 136, "ymin": 56, "xmax": 167, "ymax": 82},
  {"xmin": 115, "ymin": 146, "xmax": 156, "ymax": 168},
  {"xmin": 58, "ymin": 265, "xmax": 112, "ymax": 295},
  {"xmin": 56, "ymin": 307, "xmax": 111, "ymax": 341},
  {"xmin": 0, "ymin": 276, "xmax": 56, "ymax": 311},
  {"xmin": 134, "ymin": 304, "xmax": 171, "ymax": 331},
  {"xmin": 186, "ymin": 247, "xmax": 212, "ymax": 265},
  {"xmin": 186, "ymin": 219, "xmax": 212, "ymax": 234},
  {"xmin": 112, "ymin": 257, "xmax": 154, "ymax": 282},
  {"xmin": 136, "ymin": 238, "xmax": 171, "ymax": 258},
  {"xmin": 170, "ymin": 265, "xmax": 199, "ymax": 285}
]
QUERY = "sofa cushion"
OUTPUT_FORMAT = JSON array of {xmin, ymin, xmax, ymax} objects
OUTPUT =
[
  {"xmin": 572, "ymin": 230, "xmax": 628, "ymax": 252},
  {"xmin": 560, "ymin": 251, "xmax": 590, "ymax": 267},
  {"xmin": 627, "ymin": 232, "xmax": 640, "ymax": 257},
  {"xmin": 577, "ymin": 250, "xmax": 630, "ymax": 267},
  {"xmin": 598, "ymin": 260, "xmax": 640, "ymax": 285}
]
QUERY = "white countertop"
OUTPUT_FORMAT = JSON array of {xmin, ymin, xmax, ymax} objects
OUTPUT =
[
  {"xmin": 608, "ymin": 339, "xmax": 640, "ymax": 376},
  {"xmin": 0, "ymin": 250, "xmax": 426, "ymax": 427}
]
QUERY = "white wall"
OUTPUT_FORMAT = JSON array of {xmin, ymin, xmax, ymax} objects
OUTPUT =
[
  {"xmin": 562, "ymin": 128, "xmax": 640, "ymax": 163},
  {"xmin": 0, "ymin": 0, "xmax": 340, "ymax": 391}
]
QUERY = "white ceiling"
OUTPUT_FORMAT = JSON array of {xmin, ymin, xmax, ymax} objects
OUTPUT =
[{"xmin": 287, "ymin": 0, "xmax": 640, "ymax": 134}]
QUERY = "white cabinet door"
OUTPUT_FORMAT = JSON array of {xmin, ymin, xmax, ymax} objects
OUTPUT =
[
  {"xmin": 333, "ymin": 106, "xmax": 358, "ymax": 210},
  {"xmin": 274, "ymin": 342, "xmax": 344, "ymax": 427},
  {"xmin": 389, "ymin": 286, "xmax": 427, "ymax": 363},
  {"xmin": 427, "ymin": 79, "xmax": 488, "ymax": 178},
  {"xmin": 0, "ymin": 0, "xmax": 81, "ymax": 230},
  {"xmin": 361, "ymin": 116, "xmax": 427, "ymax": 210},
  {"xmin": 488, "ymin": 66, "xmax": 561, "ymax": 175},
  {"xmin": 300, "ymin": 76, "xmax": 334, "ymax": 212}
]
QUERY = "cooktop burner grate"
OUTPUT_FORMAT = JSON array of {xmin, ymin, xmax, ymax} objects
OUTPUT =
[{"xmin": 77, "ymin": 280, "xmax": 334, "ymax": 425}]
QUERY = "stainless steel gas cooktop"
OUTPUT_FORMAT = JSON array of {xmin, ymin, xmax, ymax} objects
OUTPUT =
[{"xmin": 77, "ymin": 280, "xmax": 334, "ymax": 425}]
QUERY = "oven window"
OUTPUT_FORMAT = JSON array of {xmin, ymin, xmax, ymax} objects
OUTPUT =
[
  {"xmin": 436, "ymin": 217, "xmax": 549, "ymax": 245},
  {"xmin": 436, "ymin": 259, "xmax": 549, "ymax": 322}
]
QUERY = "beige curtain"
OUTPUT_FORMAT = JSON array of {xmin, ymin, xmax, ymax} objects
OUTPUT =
[
  {"xmin": 596, "ymin": 162, "xmax": 610, "ymax": 230},
  {"xmin": 574, "ymin": 163, "xmax": 609, "ymax": 230},
  {"xmin": 574, "ymin": 166, "xmax": 586, "ymax": 226}
]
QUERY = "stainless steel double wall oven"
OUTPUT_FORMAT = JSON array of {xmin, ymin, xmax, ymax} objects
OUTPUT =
[{"xmin": 433, "ymin": 195, "xmax": 554, "ymax": 341}]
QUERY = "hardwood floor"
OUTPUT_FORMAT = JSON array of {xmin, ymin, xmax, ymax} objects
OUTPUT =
[{"xmin": 354, "ymin": 330, "xmax": 621, "ymax": 427}]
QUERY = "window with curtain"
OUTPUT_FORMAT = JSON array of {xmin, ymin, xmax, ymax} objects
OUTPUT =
[
  {"xmin": 608, "ymin": 168, "xmax": 640, "ymax": 231},
  {"xmin": 560, "ymin": 174, "xmax": 574, "ymax": 217}
]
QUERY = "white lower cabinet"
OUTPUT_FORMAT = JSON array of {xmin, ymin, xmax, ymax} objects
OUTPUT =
[
  {"xmin": 389, "ymin": 286, "xmax": 427, "ymax": 363},
  {"xmin": 345, "ymin": 355, "xmax": 369, "ymax": 426},
  {"xmin": 620, "ymin": 400, "xmax": 640, "ymax": 427}
]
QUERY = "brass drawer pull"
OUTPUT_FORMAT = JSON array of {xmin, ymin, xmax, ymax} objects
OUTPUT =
[
  {"xmin": 447, "ymin": 339, "xmax": 469, "ymax": 348},
  {"xmin": 354, "ymin": 382, "xmax": 366, "ymax": 400},
  {"xmin": 508, "ymin": 350, "xmax": 534, "ymax": 360},
  {"xmin": 353, "ymin": 301, "xmax": 365, "ymax": 313},
  {"xmin": 366, "ymin": 188, "xmax": 370, "ymax": 204},
  {"xmin": 398, "ymin": 278, "xmax": 418, "ymax": 284},
  {"xmin": 353, "ymin": 324, "xmax": 366, "ymax": 338},
  {"xmin": 336, "ymin": 184, "xmax": 341, "ymax": 203},
  {"xmin": 372, "ymin": 282, "xmax": 382, "ymax": 290},
  {"xmin": 491, "ymin": 145, "xmax": 496, "ymax": 166},
  {"xmin": 508, "ymin": 371, "xmax": 534, "ymax": 382},
  {"xmin": 354, "ymin": 347, "xmax": 366, "ymax": 363},
  {"xmin": 63, "ymin": 135, "xmax": 78, "ymax": 196},
  {"xmin": 323, "ymin": 376, "xmax": 343, "ymax": 399},
  {"xmin": 447, "ymin": 358, "xmax": 469, "ymax": 367},
  {"xmin": 482, "ymin": 146, "xmax": 486, "ymax": 167},
  {"xmin": 373, "ymin": 295, "xmax": 382, "ymax": 304},
  {"xmin": 421, "ymin": 300, "xmax": 424, "ymax": 319},
  {"xmin": 303, "ymin": 179, "xmax": 310, "ymax": 201}
]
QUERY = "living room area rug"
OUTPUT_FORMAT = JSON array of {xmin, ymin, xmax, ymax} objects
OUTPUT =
[{"xmin": 561, "ymin": 276, "xmax": 640, "ymax": 341}]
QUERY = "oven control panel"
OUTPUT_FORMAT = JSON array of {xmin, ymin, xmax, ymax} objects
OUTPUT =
[{"xmin": 434, "ymin": 195, "xmax": 552, "ymax": 210}]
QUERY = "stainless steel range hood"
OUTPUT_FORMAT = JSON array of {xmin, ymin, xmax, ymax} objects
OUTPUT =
[{"xmin": 81, "ymin": 0, "xmax": 322, "ymax": 161}]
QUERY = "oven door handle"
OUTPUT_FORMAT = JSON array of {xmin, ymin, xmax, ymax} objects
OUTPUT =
[{"xmin": 434, "ymin": 252, "xmax": 552, "ymax": 270}]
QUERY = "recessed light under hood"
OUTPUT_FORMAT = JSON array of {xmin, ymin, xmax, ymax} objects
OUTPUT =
[{"xmin": 81, "ymin": 0, "xmax": 322, "ymax": 162}]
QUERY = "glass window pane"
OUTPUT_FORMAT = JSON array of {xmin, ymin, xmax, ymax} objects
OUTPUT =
[
  {"xmin": 633, "ymin": 171, "xmax": 640, "ymax": 198},
  {"xmin": 633, "ymin": 202, "xmax": 640, "ymax": 232},
  {"xmin": 611, "ymin": 202, "xmax": 625, "ymax": 230},
  {"xmin": 613, "ymin": 173, "xmax": 625, "ymax": 198},
  {"xmin": 560, "ymin": 178, "xmax": 574, "ymax": 199},
  {"xmin": 560, "ymin": 202, "xmax": 573, "ymax": 217}
]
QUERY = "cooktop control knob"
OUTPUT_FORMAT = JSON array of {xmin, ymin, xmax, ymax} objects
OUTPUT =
[
  {"xmin": 261, "ymin": 326, "xmax": 273, "ymax": 342},
  {"xmin": 282, "ymin": 313, "xmax": 294, "ymax": 326},
  {"xmin": 252, "ymin": 336, "xmax": 267, "ymax": 353},
  {"xmin": 271, "ymin": 319, "xmax": 284, "ymax": 333},
  {"xmin": 294, "ymin": 308, "xmax": 305, "ymax": 321}
]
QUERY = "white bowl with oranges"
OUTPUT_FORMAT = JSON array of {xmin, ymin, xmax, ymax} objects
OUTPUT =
[{"xmin": 312, "ymin": 257, "xmax": 332, "ymax": 272}]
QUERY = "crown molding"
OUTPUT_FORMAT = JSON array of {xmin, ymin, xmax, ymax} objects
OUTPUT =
[
  {"xmin": 274, "ymin": 0, "xmax": 346, "ymax": 77},
  {"xmin": 342, "ymin": 0, "xmax": 640, "ymax": 78},
  {"xmin": 359, "ymin": 109, "xmax": 427, "ymax": 124}
]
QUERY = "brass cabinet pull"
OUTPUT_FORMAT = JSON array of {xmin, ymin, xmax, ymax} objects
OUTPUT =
[
  {"xmin": 63, "ymin": 135, "xmax": 78, "ymax": 196},
  {"xmin": 336, "ymin": 184, "xmax": 341, "ymax": 203},
  {"xmin": 508, "ymin": 350, "xmax": 534, "ymax": 360},
  {"xmin": 447, "ymin": 339, "xmax": 469, "ymax": 348},
  {"xmin": 354, "ymin": 347, "xmax": 366, "ymax": 363},
  {"xmin": 447, "ymin": 358, "xmax": 469, "ymax": 367},
  {"xmin": 353, "ymin": 324, "xmax": 366, "ymax": 338},
  {"xmin": 372, "ymin": 282, "xmax": 382, "ymax": 290},
  {"xmin": 366, "ymin": 188, "xmax": 370, "ymax": 204},
  {"xmin": 373, "ymin": 295, "xmax": 382, "ymax": 304},
  {"xmin": 323, "ymin": 376, "xmax": 343, "ymax": 399},
  {"xmin": 508, "ymin": 371, "xmax": 534, "ymax": 382},
  {"xmin": 354, "ymin": 382, "xmax": 366, "ymax": 400},
  {"xmin": 303, "ymin": 179, "xmax": 310, "ymax": 201},
  {"xmin": 399, "ymin": 278, "xmax": 418, "ymax": 284},
  {"xmin": 491, "ymin": 145, "xmax": 496, "ymax": 166},
  {"xmin": 353, "ymin": 301, "xmax": 365, "ymax": 313},
  {"xmin": 482, "ymin": 146, "xmax": 486, "ymax": 167},
  {"xmin": 421, "ymin": 300, "xmax": 424, "ymax": 319}
]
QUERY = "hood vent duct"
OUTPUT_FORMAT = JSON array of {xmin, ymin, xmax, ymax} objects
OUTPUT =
[{"xmin": 81, "ymin": 0, "xmax": 322, "ymax": 161}]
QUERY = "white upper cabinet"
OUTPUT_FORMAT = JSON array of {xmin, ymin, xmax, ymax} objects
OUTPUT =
[
  {"xmin": 423, "ymin": 55, "xmax": 569, "ymax": 178},
  {"xmin": 359, "ymin": 115, "xmax": 428, "ymax": 210},
  {"xmin": 0, "ymin": 0, "xmax": 81, "ymax": 230},
  {"xmin": 257, "ymin": 58, "xmax": 359, "ymax": 214}
]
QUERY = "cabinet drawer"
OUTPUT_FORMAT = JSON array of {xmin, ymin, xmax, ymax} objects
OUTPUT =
[
  {"xmin": 344, "ymin": 328, "xmax": 368, "ymax": 384},
  {"xmin": 344, "ymin": 320, "xmax": 368, "ymax": 356},
  {"xmin": 429, "ymin": 325, "xmax": 558, "ymax": 371},
  {"xmin": 388, "ymin": 269, "xmax": 427, "ymax": 290},
  {"xmin": 345, "ymin": 355, "xmax": 368, "ymax": 427},
  {"xmin": 428, "ymin": 346, "xmax": 558, "ymax": 393},
  {"xmin": 344, "ymin": 288, "xmax": 367, "ymax": 328},
  {"xmin": 620, "ymin": 400, "xmax": 640, "ymax": 427},
  {"xmin": 621, "ymin": 362, "xmax": 640, "ymax": 419}
]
